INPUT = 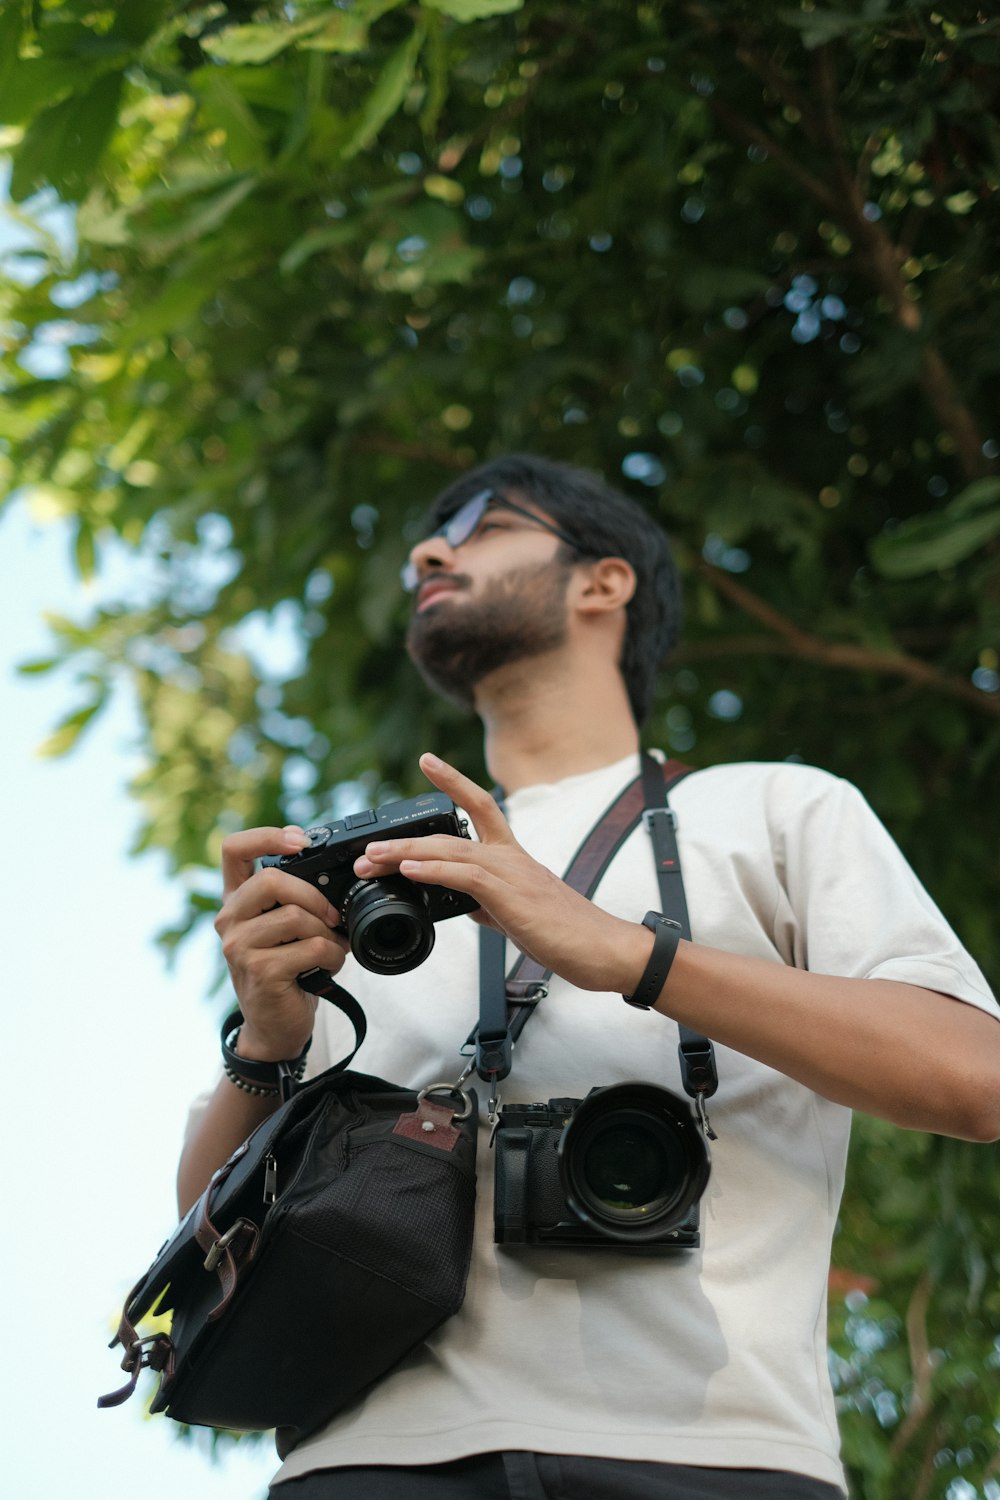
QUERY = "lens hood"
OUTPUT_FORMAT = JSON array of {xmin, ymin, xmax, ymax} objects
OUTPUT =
[{"xmin": 558, "ymin": 1081, "xmax": 711, "ymax": 1243}]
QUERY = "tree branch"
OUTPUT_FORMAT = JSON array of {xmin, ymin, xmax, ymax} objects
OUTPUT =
[
  {"xmin": 690, "ymin": 15, "xmax": 994, "ymax": 483},
  {"xmin": 701, "ymin": 95, "xmax": 842, "ymax": 217},
  {"xmin": 687, "ymin": 556, "xmax": 1000, "ymax": 718},
  {"xmin": 808, "ymin": 47, "xmax": 991, "ymax": 481},
  {"xmin": 889, "ymin": 1270, "xmax": 935, "ymax": 1460},
  {"xmin": 350, "ymin": 435, "xmax": 470, "ymax": 469}
]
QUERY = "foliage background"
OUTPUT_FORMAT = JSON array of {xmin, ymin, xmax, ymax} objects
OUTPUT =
[{"xmin": 1, "ymin": 2, "xmax": 998, "ymax": 1495}]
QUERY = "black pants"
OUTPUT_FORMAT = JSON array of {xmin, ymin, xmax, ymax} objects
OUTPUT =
[{"xmin": 271, "ymin": 1452, "xmax": 844, "ymax": 1499}]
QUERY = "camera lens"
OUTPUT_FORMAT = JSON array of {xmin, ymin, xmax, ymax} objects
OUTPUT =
[
  {"xmin": 581, "ymin": 1119, "xmax": 677, "ymax": 1211},
  {"xmin": 559, "ymin": 1083, "xmax": 710, "ymax": 1242},
  {"xmin": 343, "ymin": 876, "xmax": 435, "ymax": 974},
  {"xmin": 369, "ymin": 914, "xmax": 413, "ymax": 954}
]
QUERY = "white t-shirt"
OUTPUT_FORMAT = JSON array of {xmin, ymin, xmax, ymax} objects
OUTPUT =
[{"xmin": 199, "ymin": 756, "xmax": 997, "ymax": 1490}]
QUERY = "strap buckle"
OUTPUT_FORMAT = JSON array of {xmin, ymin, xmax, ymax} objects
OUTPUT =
[
  {"xmin": 642, "ymin": 806, "xmax": 678, "ymax": 833},
  {"xmin": 203, "ymin": 1217, "xmax": 255, "ymax": 1274}
]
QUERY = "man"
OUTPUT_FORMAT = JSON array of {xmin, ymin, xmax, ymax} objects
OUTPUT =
[{"xmin": 181, "ymin": 453, "xmax": 1000, "ymax": 1500}]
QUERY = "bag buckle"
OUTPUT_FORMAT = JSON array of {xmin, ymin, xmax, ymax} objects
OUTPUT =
[
  {"xmin": 416, "ymin": 1083, "xmax": 474, "ymax": 1121},
  {"xmin": 203, "ymin": 1217, "xmax": 255, "ymax": 1274},
  {"xmin": 98, "ymin": 1334, "xmax": 175, "ymax": 1409}
]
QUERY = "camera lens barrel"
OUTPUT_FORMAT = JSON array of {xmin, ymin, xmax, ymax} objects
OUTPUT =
[
  {"xmin": 342, "ymin": 876, "xmax": 435, "ymax": 974},
  {"xmin": 558, "ymin": 1082, "xmax": 710, "ymax": 1243}
]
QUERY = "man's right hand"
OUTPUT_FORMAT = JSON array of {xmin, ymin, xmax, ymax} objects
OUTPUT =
[{"xmin": 215, "ymin": 826, "xmax": 350, "ymax": 1064}]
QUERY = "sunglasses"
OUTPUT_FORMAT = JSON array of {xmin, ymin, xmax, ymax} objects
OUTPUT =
[{"xmin": 400, "ymin": 488, "xmax": 580, "ymax": 593}]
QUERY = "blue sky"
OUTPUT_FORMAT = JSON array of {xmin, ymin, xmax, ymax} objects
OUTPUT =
[{"xmin": 1, "ymin": 498, "xmax": 279, "ymax": 1497}]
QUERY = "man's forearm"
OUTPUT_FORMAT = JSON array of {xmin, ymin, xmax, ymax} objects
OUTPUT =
[
  {"xmin": 176, "ymin": 1077, "xmax": 279, "ymax": 1217},
  {"xmin": 642, "ymin": 933, "xmax": 1000, "ymax": 1142}
]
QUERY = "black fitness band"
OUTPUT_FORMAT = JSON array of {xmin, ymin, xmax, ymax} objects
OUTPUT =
[{"xmin": 622, "ymin": 911, "xmax": 683, "ymax": 1010}]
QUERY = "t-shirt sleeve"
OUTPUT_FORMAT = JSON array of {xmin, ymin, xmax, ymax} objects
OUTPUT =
[{"xmin": 766, "ymin": 766, "xmax": 998, "ymax": 1019}]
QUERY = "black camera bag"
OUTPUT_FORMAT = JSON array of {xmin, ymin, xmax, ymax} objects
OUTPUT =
[{"xmin": 99, "ymin": 983, "xmax": 477, "ymax": 1450}]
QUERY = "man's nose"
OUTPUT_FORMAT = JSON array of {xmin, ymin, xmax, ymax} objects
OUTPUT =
[{"xmin": 406, "ymin": 531, "xmax": 456, "ymax": 582}]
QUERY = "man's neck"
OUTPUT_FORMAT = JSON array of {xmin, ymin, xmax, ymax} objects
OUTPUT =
[{"xmin": 474, "ymin": 652, "xmax": 640, "ymax": 793}]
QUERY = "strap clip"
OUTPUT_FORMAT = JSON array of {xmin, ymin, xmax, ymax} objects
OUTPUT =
[
  {"xmin": 642, "ymin": 806, "xmax": 678, "ymax": 833},
  {"xmin": 475, "ymin": 1032, "xmax": 512, "ymax": 1083}
]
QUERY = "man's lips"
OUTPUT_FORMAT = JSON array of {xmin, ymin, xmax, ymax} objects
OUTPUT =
[{"xmin": 416, "ymin": 578, "xmax": 466, "ymax": 612}]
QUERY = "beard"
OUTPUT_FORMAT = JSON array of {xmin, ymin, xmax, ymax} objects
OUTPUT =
[{"xmin": 406, "ymin": 557, "xmax": 573, "ymax": 709}]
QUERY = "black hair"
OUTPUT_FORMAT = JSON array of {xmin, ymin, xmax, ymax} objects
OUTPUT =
[{"xmin": 423, "ymin": 453, "xmax": 681, "ymax": 726}]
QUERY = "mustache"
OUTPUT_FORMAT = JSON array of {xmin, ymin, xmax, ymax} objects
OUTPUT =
[{"xmin": 414, "ymin": 573, "xmax": 472, "ymax": 602}]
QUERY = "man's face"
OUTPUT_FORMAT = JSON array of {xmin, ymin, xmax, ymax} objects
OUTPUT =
[{"xmin": 404, "ymin": 494, "xmax": 576, "ymax": 708}]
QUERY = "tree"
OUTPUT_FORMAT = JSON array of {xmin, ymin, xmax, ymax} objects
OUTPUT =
[{"xmin": 2, "ymin": 3, "xmax": 998, "ymax": 1493}]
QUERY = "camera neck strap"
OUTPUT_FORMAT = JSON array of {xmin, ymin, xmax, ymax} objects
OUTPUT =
[{"xmin": 471, "ymin": 753, "xmax": 718, "ymax": 1111}]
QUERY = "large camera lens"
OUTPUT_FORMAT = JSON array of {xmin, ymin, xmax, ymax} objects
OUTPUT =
[
  {"xmin": 559, "ymin": 1082, "xmax": 710, "ymax": 1243},
  {"xmin": 342, "ymin": 876, "xmax": 435, "ymax": 974}
]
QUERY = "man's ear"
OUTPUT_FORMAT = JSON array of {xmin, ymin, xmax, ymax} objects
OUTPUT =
[{"xmin": 571, "ymin": 556, "xmax": 636, "ymax": 616}]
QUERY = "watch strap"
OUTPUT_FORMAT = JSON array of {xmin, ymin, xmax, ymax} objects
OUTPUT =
[
  {"xmin": 622, "ymin": 911, "xmax": 683, "ymax": 1010},
  {"xmin": 220, "ymin": 1008, "xmax": 311, "ymax": 1089}
]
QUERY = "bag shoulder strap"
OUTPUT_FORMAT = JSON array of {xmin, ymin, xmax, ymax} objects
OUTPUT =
[{"xmin": 473, "ymin": 755, "xmax": 707, "ymax": 1085}]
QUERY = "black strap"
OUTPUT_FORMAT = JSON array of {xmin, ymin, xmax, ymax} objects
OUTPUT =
[
  {"xmin": 472, "ymin": 755, "xmax": 717, "ymax": 1108},
  {"xmin": 639, "ymin": 756, "xmax": 718, "ymax": 1104},
  {"xmin": 472, "ymin": 757, "xmax": 692, "ymax": 1078},
  {"xmin": 296, "ymin": 967, "xmax": 369, "ymax": 1073},
  {"xmin": 476, "ymin": 927, "xmax": 513, "ymax": 1079}
]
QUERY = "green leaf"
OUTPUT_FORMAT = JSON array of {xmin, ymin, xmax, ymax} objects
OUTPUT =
[
  {"xmin": 869, "ymin": 502, "xmax": 1000, "ymax": 578},
  {"xmin": 9, "ymin": 68, "xmax": 125, "ymax": 202},
  {"xmin": 121, "ymin": 271, "xmax": 217, "ymax": 345},
  {"xmin": 341, "ymin": 26, "xmax": 426, "ymax": 160},
  {"xmin": 192, "ymin": 73, "xmax": 268, "ymax": 172},
  {"xmin": 948, "ymin": 476, "xmax": 1000, "ymax": 519},
  {"xmin": 679, "ymin": 266, "xmax": 771, "ymax": 314},
  {"xmin": 298, "ymin": 13, "xmax": 372, "ymax": 53},
  {"xmin": 0, "ymin": 57, "xmax": 93, "ymax": 125},
  {"xmin": 76, "ymin": 189, "xmax": 130, "ymax": 247},
  {"xmin": 279, "ymin": 220, "xmax": 365, "ymax": 275},
  {"xmin": 0, "ymin": 5, "xmax": 26, "ymax": 104},
  {"xmin": 421, "ymin": 0, "xmax": 524, "ymax": 17},
  {"xmin": 36, "ymin": 698, "xmax": 106, "ymax": 758},
  {"xmin": 420, "ymin": 11, "xmax": 449, "ymax": 136},
  {"xmin": 134, "ymin": 175, "xmax": 258, "ymax": 259},
  {"xmin": 75, "ymin": 522, "xmax": 96, "ymax": 582},
  {"xmin": 17, "ymin": 657, "xmax": 60, "ymax": 676},
  {"xmin": 778, "ymin": 8, "xmax": 866, "ymax": 48},
  {"xmin": 421, "ymin": 244, "xmax": 484, "ymax": 284},
  {"xmin": 199, "ymin": 17, "xmax": 331, "ymax": 65}
]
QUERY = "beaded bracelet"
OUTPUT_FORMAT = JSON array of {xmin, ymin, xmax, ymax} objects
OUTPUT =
[
  {"xmin": 220, "ymin": 1008, "xmax": 311, "ymax": 1097},
  {"xmin": 222, "ymin": 1060, "xmax": 282, "ymax": 1098}
]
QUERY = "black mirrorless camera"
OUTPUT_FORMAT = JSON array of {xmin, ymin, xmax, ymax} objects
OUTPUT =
[
  {"xmin": 493, "ymin": 1083, "xmax": 711, "ymax": 1251},
  {"xmin": 261, "ymin": 791, "xmax": 479, "ymax": 974}
]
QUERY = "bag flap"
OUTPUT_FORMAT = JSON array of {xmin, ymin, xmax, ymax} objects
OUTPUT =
[{"xmin": 121, "ymin": 1063, "xmax": 416, "ymax": 1330}]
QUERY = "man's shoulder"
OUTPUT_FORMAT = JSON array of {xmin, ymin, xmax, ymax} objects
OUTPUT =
[{"xmin": 670, "ymin": 758, "xmax": 846, "ymax": 803}]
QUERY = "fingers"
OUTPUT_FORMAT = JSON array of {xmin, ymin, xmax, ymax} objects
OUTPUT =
[
  {"xmin": 223, "ymin": 864, "xmax": 341, "ymax": 927},
  {"xmin": 418, "ymin": 752, "xmax": 513, "ymax": 844},
  {"xmin": 354, "ymin": 832, "xmax": 482, "ymax": 879},
  {"xmin": 221, "ymin": 825, "xmax": 310, "ymax": 897},
  {"xmin": 396, "ymin": 855, "xmax": 499, "ymax": 904}
]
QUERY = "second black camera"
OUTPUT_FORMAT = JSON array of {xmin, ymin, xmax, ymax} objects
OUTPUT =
[{"xmin": 493, "ymin": 1082, "xmax": 711, "ymax": 1251}]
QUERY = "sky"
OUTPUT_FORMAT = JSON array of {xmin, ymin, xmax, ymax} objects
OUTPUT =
[{"xmin": 1, "ymin": 499, "xmax": 279, "ymax": 1498}]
